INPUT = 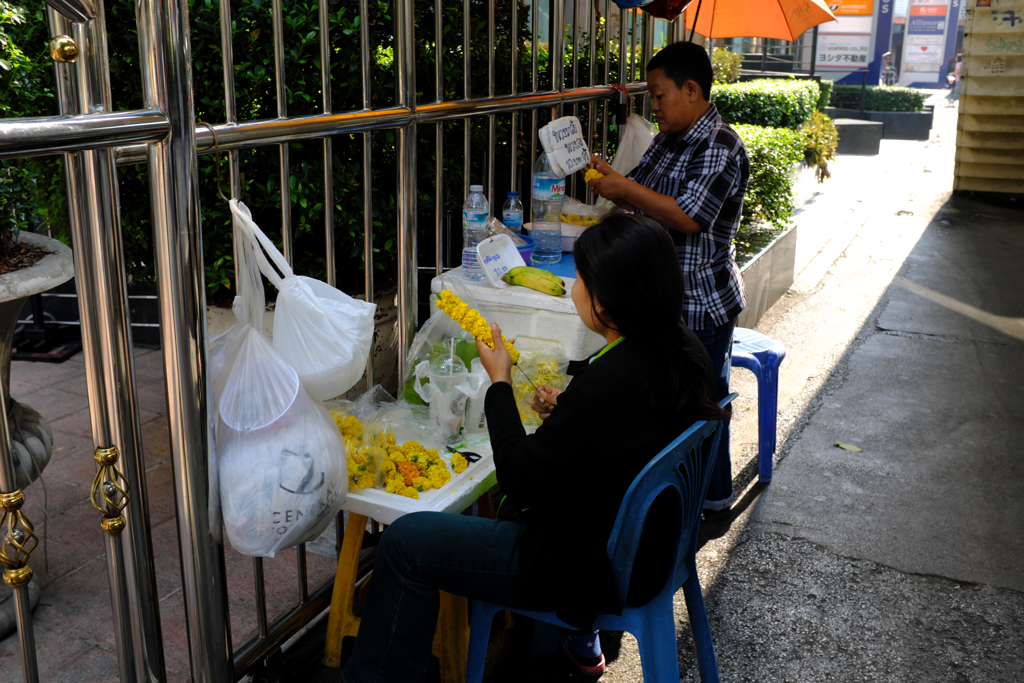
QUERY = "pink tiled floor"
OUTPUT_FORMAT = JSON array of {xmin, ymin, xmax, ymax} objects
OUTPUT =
[{"xmin": 0, "ymin": 348, "xmax": 338, "ymax": 681}]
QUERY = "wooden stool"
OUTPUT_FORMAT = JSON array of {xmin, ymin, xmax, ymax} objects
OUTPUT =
[{"xmin": 323, "ymin": 491, "xmax": 495, "ymax": 681}]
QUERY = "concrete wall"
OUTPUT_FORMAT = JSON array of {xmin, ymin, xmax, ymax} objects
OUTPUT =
[{"xmin": 953, "ymin": 0, "xmax": 1024, "ymax": 195}]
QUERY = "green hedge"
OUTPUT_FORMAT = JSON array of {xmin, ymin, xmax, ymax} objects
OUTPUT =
[
  {"xmin": 712, "ymin": 78, "xmax": 818, "ymax": 129},
  {"xmin": 734, "ymin": 124, "xmax": 805, "ymax": 230},
  {"xmin": 829, "ymin": 85, "xmax": 928, "ymax": 112},
  {"xmin": 816, "ymin": 79, "xmax": 833, "ymax": 112}
]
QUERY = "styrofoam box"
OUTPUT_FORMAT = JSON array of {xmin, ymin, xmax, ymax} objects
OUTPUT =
[
  {"xmin": 342, "ymin": 437, "xmax": 497, "ymax": 525},
  {"xmin": 430, "ymin": 268, "xmax": 606, "ymax": 361},
  {"xmin": 476, "ymin": 234, "xmax": 527, "ymax": 288}
]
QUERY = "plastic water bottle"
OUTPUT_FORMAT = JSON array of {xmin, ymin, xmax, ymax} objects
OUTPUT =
[
  {"xmin": 530, "ymin": 155, "xmax": 565, "ymax": 264},
  {"xmin": 462, "ymin": 185, "xmax": 488, "ymax": 281},
  {"xmin": 502, "ymin": 192, "xmax": 524, "ymax": 233}
]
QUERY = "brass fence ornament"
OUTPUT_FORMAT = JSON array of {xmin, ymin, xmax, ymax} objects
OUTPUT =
[
  {"xmin": 91, "ymin": 446, "xmax": 129, "ymax": 534},
  {"xmin": 0, "ymin": 488, "xmax": 38, "ymax": 587},
  {"xmin": 48, "ymin": 35, "xmax": 78, "ymax": 63}
]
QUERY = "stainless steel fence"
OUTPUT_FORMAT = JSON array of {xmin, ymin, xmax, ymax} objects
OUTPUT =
[{"xmin": 0, "ymin": 1, "xmax": 676, "ymax": 680}]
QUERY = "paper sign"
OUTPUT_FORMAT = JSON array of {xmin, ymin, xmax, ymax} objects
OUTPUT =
[{"xmin": 538, "ymin": 116, "xmax": 591, "ymax": 178}]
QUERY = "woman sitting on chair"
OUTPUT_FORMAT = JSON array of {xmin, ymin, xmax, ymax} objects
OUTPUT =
[{"xmin": 343, "ymin": 214, "xmax": 725, "ymax": 683}]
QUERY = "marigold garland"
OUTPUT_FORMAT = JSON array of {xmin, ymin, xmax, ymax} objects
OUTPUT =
[
  {"xmin": 435, "ymin": 290, "xmax": 520, "ymax": 364},
  {"xmin": 584, "ymin": 168, "xmax": 605, "ymax": 183}
]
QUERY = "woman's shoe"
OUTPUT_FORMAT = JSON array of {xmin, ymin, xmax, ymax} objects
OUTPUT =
[{"xmin": 561, "ymin": 629, "xmax": 606, "ymax": 676}]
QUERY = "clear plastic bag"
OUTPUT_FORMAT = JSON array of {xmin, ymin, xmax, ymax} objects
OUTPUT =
[
  {"xmin": 560, "ymin": 196, "xmax": 613, "ymax": 227},
  {"xmin": 364, "ymin": 403, "xmax": 458, "ymax": 498},
  {"xmin": 231, "ymin": 200, "xmax": 376, "ymax": 401},
  {"xmin": 510, "ymin": 338, "xmax": 570, "ymax": 426},
  {"xmin": 596, "ymin": 114, "xmax": 658, "ymax": 208},
  {"xmin": 214, "ymin": 202, "xmax": 348, "ymax": 558}
]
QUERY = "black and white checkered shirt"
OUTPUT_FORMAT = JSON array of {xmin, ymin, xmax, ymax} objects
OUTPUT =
[{"xmin": 627, "ymin": 104, "xmax": 749, "ymax": 330}]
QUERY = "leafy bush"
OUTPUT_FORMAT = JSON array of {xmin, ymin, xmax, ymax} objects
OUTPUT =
[
  {"xmin": 800, "ymin": 111, "xmax": 838, "ymax": 183},
  {"xmin": 830, "ymin": 85, "xmax": 928, "ymax": 112},
  {"xmin": 815, "ymin": 79, "xmax": 833, "ymax": 112},
  {"xmin": 712, "ymin": 47, "xmax": 742, "ymax": 85},
  {"xmin": 712, "ymin": 79, "xmax": 817, "ymax": 130},
  {"xmin": 734, "ymin": 124, "xmax": 805, "ymax": 230}
]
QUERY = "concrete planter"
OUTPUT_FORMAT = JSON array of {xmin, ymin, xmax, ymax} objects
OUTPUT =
[
  {"xmin": 737, "ymin": 223, "xmax": 798, "ymax": 329},
  {"xmin": 826, "ymin": 105, "xmax": 934, "ymax": 141}
]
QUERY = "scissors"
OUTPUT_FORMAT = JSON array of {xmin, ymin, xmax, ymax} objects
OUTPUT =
[{"xmin": 447, "ymin": 447, "xmax": 482, "ymax": 464}]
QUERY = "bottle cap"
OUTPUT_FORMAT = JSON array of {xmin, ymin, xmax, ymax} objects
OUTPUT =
[
  {"xmin": 470, "ymin": 184, "xmax": 483, "ymax": 192},
  {"xmin": 507, "ymin": 191, "xmax": 519, "ymax": 198}
]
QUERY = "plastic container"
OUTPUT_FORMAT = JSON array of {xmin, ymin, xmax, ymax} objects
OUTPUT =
[
  {"xmin": 462, "ymin": 185, "xmax": 489, "ymax": 281},
  {"xmin": 517, "ymin": 234, "xmax": 536, "ymax": 264},
  {"xmin": 502, "ymin": 192, "xmax": 524, "ymax": 232},
  {"xmin": 530, "ymin": 155, "xmax": 564, "ymax": 265},
  {"xmin": 524, "ymin": 223, "xmax": 583, "ymax": 253}
]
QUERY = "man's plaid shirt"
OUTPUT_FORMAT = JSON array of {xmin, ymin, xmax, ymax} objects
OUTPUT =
[{"xmin": 627, "ymin": 104, "xmax": 749, "ymax": 330}]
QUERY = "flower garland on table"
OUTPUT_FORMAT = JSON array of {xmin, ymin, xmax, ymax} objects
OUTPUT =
[{"xmin": 435, "ymin": 290, "xmax": 520, "ymax": 364}]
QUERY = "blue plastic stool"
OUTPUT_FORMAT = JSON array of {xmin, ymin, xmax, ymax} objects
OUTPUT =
[
  {"xmin": 730, "ymin": 328, "xmax": 786, "ymax": 483},
  {"xmin": 465, "ymin": 395, "xmax": 738, "ymax": 683}
]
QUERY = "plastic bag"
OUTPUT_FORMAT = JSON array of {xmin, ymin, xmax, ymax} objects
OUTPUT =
[
  {"xmin": 510, "ymin": 338, "xmax": 570, "ymax": 426},
  {"xmin": 325, "ymin": 385, "xmax": 399, "ymax": 492},
  {"xmin": 413, "ymin": 355, "xmax": 490, "ymax": 443},
  {"xmin": 230, "ymin": 200, "xmax": 376, "ymax": 401},
  {"xmin": 214, "ymin": 202, "xmax": 348, "ymax": 558},
  {"xmin": 596, "ymin": 114, "xmax": 658, "ymax": 208},
  {"xmin": 560, "ymin": 196, "xmax": 613, "ymax": 227},
  {"xmin": 364, "ymin": 403, "xmax": 460, "ymax": 498}
]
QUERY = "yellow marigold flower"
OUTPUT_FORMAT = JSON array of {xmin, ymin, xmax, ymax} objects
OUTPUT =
[
  {"xmin": 435, "ymin": 290, "xmax": 520, "ymax": 364},
  {"xmin": 413, "ymin": 476, "xmax": 432, "ymax": 492},
  {"xmin": 584, "ymin": 168, "xmax": 604, "ymax": 183},
  {"xmin": 427, "ymin": 465, "xmax": 451, "ymax": 489},
  {"xmin": 451, "ymin": 453, "xmax": 468, "ymax": 474}
]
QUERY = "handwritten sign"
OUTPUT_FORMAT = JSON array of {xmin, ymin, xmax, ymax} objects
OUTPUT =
[{"xmin": 538, "ymin": 116, "xmax": 591, "ymax": 177}]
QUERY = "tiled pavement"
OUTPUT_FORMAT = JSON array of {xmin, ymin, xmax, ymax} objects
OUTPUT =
[{"xmin": 0, "ymin": 347, "xmax": 338, "ymax": 682}]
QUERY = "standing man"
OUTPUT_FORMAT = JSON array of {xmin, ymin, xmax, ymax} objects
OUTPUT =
[{"xmin": 587, "ymin": 40, "xmax": 749, "ymax": 514}]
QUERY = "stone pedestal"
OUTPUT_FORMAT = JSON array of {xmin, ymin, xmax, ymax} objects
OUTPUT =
[{"xmin": 0, "ymin": 232, "xmax": 75, "ymax": 635}]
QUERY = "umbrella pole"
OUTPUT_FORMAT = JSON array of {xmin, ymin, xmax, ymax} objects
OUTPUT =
[{"xmin": 688, "ymin": 0, "xmax": 704, "ymax": 42}]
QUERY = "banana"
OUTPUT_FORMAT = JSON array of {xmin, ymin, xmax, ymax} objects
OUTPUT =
[
  {"xmin": 506, "ymin": 266, "xmax": 565, "ymax": 288},
  {"xmin": 502, "ymin": 267, "xmax": 566, "ymax": 296}
]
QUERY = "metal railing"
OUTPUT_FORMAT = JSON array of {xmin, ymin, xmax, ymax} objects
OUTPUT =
[{"xmin": 0, "ymin": 1, "xmax": 676, "ymax": 680}]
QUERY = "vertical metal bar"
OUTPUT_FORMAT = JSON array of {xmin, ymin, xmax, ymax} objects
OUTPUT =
[
  {"xmin": 810, "ymin": 26, "xmax": 818, "ymax": 78},
  {"xmin": 57, "ymin": 5, "xmax": 167, "ymax": 682},
  {"xmin": 436, "ymin": 0, "xmax": 444, "ymax": 273},
  {"xmin": 602, "ymin": 0, "xmax": 609, "ymax": 158},
  {"xmin": 360, "ymin": 0, "xmax": 375, "ymax": 389},
  {"xmin": 642, "ymin": 13, "xmax": 654, "ymax": 119},
  {"xmin": 570, "ymin": 0, "xmax": 579, "ymax": 197},
  {"xmin": 588, "ymin": 0, "xmax": 596, "ymax": 203},
  {"xmin": 272, "ymin": 0, "xmax": 292, "ymax": 265},
  {"xmin": 218, "ymin": 0, "xmax": 241, "ymax": 287},
  {"xmin": 396, "ymin": 0, "xmax": 418, "ymax": 379},
  {"xmin": 463, "ymin": 0, "xmax": 471, "ymax": 197},
  {"xmin": 321, "ymin": 0, "xmax": 336, "ymax": 288},
  {"xmin": 618, "ymin": 5, "xmax": 628, "ymax": 141},
  {"xmin": 630, "ymin": 9, "xmax": 638, "ymax": 84},
  {"xmin": 297, "ymin": 545, "xmax": 309, "ymax": 602},
  {"xmin": 137, "ymin": 0, "xmax": 235, "ymax": 678},
  {"xmin": 253, "ymin": 558, "xmax": 269, "ymax": 638},
  {"xmin": 510, "ymin": 0, "xmax": 519, "ymax": 193},
  {"xmin": 552, "ymin": 0, "xmax": 566, "ymax": 117},
  {"xmin": 488, "ymin": 0, "xmax": 496, "ymax": 212},
  {"xmin": 530, "ymin": 0, "xmax": 539, "ymax": 206}
]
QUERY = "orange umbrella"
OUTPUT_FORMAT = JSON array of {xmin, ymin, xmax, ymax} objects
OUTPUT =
[{"xmin": 682, "ymin": 0, "xmax": 837, "ymax": 41}]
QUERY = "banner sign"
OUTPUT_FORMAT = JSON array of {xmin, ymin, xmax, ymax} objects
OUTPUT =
[
  {"xmin": 900, "ymin": 0, "xmax": 954, "ymax": 82},
  {"xmin": 816, "ymin": 0, "xmax": 874, "ymax": 70}
]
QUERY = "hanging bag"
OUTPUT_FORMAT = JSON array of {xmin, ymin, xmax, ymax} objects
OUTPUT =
[
  {"xmin": 213, "ymin": 202, "xmax": 348, "ymax": 558},
  {"xmin": 596, "ymin": 114, "xmax": 659, "ymax": 208},
  {"xmin": 230, "ymin": 200, "xmax": 377, "ymax": 401}
]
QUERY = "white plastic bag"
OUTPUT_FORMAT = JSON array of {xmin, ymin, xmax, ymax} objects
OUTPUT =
[
  {"xmin": 230, "ymin": 200, "xmax": 377, "ymax": 401},
  {"xmin": 597, "ymin": 114, "xmax": 658, "ymax": 208},
  {"xmin": 214, "ymin": 203, "xmax": 348, "ymax": 558}
]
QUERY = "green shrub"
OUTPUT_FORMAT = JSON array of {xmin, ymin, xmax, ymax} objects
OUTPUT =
[
  {"xmin": 800, "ymin": 111, "xmax": 838, "ymax": 183},
  {"xmin": 829, "ymin": 85, "xmax": 928, "ymax": 112},
  {"xmin": 815, "ymin": 79, "xmax": 833, "ymax": 112},
  {"xmin": 712, "ymin": 79, "xmax": 817, "ymax": 129},
  {"xmin": 712, "ymin": 47, "xmax": 742, "ymax": 85},
  {"xmin": 734, "ymin": 124, "xmax": 805, "ymax": 230}
]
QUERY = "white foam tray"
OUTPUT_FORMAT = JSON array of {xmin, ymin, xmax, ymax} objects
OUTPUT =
[{"xmin": 341, "ymin": 436, "xmax": 497, "ymax": 525}]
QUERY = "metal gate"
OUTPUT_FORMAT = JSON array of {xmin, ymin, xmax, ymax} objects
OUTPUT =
[{"xmin": 0, "ymin": 1, "xmax": 672, "ymax": 680}]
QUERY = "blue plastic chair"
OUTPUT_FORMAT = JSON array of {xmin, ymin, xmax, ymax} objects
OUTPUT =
[
  {"xmin": 731, "ymin": 328, "xmax": 787, "ymax": 483},
  {"xmin": 465, "ymin": 394, "xmax": 738, "ymax": 683}
]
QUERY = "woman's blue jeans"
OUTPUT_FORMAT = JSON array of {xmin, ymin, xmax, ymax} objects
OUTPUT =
[
  {"xmin": 342, "ymin": 511, "xmax": 543, "ymax": 683},
  {"xmin": 693, "ymin": 314, "xmax": 737, "ymax": 505}
]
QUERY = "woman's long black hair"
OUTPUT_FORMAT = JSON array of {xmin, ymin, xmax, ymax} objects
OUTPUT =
[{"xmin": 574, "ymin": 214, "xmax": 725, "ymax": 420}]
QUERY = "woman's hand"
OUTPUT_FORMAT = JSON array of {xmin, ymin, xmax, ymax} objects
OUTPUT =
[
  {"xmin": 530, "ymin": 385, "xmax": 562, "ymax": 420},
  {"xmin": 475, "ymin": 323, "xmax": 513, "ymax": 386}
]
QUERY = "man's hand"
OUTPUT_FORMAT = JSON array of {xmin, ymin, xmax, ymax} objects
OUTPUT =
[
  {"xmin": 530, "ymin": 385, "xmax": 562, "ymax": 420},
  {"xmin": 475, "ymin": 324, "xmax": 513, "ymax": 386},
  {"xmin": 585, "ymin": 157, "xmax": 635, "ymax": 210}
]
